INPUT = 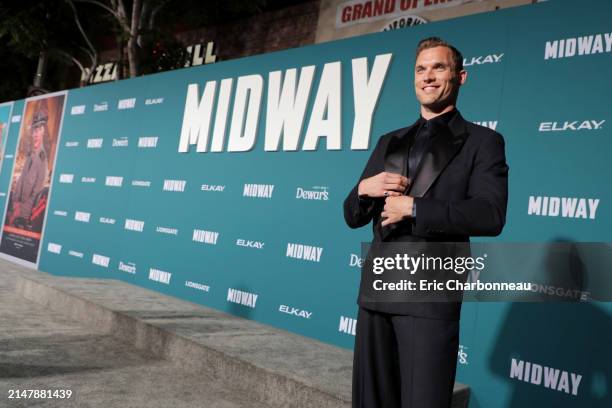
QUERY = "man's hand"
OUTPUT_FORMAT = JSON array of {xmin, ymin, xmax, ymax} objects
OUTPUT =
[
  {"xmin": 358, "ymin": 172, "xmax": 409, "ymax": 198},
  {"xmin": 381, "ymin": 196, "xmax": 414, "ymax": 226}
]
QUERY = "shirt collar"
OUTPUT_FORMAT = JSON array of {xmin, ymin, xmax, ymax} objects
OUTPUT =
[{"xmin": 419, "ymin": 108, "xmax": 458, "ymax": 127}]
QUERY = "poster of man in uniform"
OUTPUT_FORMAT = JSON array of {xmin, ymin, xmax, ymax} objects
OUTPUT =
[{"xmin": 0, "ymin": 93, "xmax": 66, "ymax": 265}]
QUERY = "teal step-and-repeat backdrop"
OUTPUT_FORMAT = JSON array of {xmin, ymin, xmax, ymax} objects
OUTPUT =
[{"xmin": 0, "ymin": 0, "xmax": 610, "ymax": 406}]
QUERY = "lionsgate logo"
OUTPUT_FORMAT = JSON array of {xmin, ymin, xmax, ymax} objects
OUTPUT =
[
  {"xmin": 138, "ymin": 136, "xmax": 158, "ymax": 148},
  {"xmin": 112, "ymin": 137, "xmax": 129, "ymax": 147},
  {"xmin": 185, "ymin": 280, "xmax": 210, "ymax": 292},
  {"xmin": 132, "ymin": 180, "xmax": 151, "ymax": 187},
  {"xmin": 286, "ymin": 243, "xmax": 323, "ymax": 262},
  {"xmin": 227, "ymin": 288, "xmax": 258, "ymax": 308},
  {"xmin": 236, "ymin": 239, "xmax": 264, "ymax": 249},
  {"xmin": 118, "ymin": 97, "xmax": 136, "ymax": 110},
  {"xmin": 510, "ymin": 358, "xmax": 582, "ymax": 396},
  {"xmin": 279, "ymin": 305, "xmax": 312, "ymax": 319},
  {"xmin": 192, "ymin": 229, "xmax": 219, "ymax": 245},
  {"xmin": 92, "ymin": 253, "xmax": 110, "ymax": 268},
  {"xmin": 105, "ymin": 176, "xmax": 123, "ymax": 187},
  {"xmin": 118, "ymin": 261, "xmax": 136, "ymax": 274},
  {"xmin": 93, "ymin": 102, "xmax": 108, "ymax": 112},
  {"xmin": 81, "ymin": 177, "xmax": 96, "ymax": 183},
  {"xmin": 124, "ymin": 218, "xmax": 145, "ymax": 232},
  {"xmin": 65, "ymin": 141, "xmax": 79, "ymax": 147},
  {"xmin": 243, "ymin": 184, "xmax": 274, "ymax": 198},
  {"xmin": 163, "ymin": 179, "xmax": 186, "ymax": 192},
  {"xmin": 339, "ymin": 316, "xmax": 357, "ymax": 336},
  {"xmin": 68, "ymin": 250, "xmax": 83, "ymax": 258},
  {"xmin": 87, "ymin": 138, "xmax": 103, "ymax": 149},
  {"xmin": 538, "ymin": 120, "xmax": 605, "ymax": 132},
  {"xmin": 473, "ymin": 121, "xmax": 498, "ymax": 131},
  {"xmin": 545, "ymin": 32, "xmax": 612, "ymax": 60},
  {"xmin": 296, "ymin": 186, "xmax": 329, "ymax": 201},
  {"xmin": 463, "ymin": 53, "xmax": 504, "ymax": 66},
  {"xmin": 74, "ymin": 211, "xmax": 91, "ymax": 223},
  {"xmin": 47, "ymin": 242, "xmax": 62, "ymax": 254},
  {"xmin": 149, "ymin": 268, "xmax": 171, "ymax": 284},
  {"xmin": 528, "ymin": 196, "xmax": 599, "ymax": 219},
  {"xmin": 59, "ymin": 174, "xmax": 74, "ymax": 183},
  {"xmin": 156, "ymin": 226, "xmax": 178, "ymax": 235},
  {"xmin": 71, "ymin": 105, "xmax": 86, "ymax": 115}
]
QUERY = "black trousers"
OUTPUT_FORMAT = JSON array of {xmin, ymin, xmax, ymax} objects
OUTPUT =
[{"xmin": 352, "ymin": 307, "xmax": 460, "ymax": 408}]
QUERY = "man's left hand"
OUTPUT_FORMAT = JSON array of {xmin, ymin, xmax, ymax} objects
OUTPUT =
[{"xmin": 381, "ymin": 196, "xmax": 414, "ymax": 226}]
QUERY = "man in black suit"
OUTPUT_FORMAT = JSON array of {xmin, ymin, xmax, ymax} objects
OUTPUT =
[{"xmin": 344, "ymin": 37, "xmax": 508, "ymax": 407}]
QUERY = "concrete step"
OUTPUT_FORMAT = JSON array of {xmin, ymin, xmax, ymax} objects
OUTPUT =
[
  {"xmin": 0, "ymin": 265, "xmax": 269, "ymax": 408},
  {"xmin": 3, "ymin": 259, "xmax": 470, "ymax": 407}
]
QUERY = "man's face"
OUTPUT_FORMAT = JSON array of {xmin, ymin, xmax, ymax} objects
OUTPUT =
[
  {"xmin": 32, "ymin": 125, "xmax": 44, "ymax": 152},
  {"xmin": 414, "ymin": 46, "xmax": 466, "ymax": 111}
]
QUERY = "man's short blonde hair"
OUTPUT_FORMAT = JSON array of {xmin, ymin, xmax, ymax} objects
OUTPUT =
[{"xmin": 415, "ymin": 37, "xmax": 464, "ymax": 74}]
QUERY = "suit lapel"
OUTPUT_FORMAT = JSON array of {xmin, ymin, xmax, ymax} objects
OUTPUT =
[
  {"xmin": 377, "ymin": 121, "xmax": 419, "ymax": 240},
  {"xmin": 383, "ymin": 120, "xmax": 420, "ymax": 174},
  {"xmin": 408, "ymin": 112, "xmax": 469, "ymax": 198}
]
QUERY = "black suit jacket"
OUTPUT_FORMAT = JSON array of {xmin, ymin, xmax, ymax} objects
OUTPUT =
[{"xmin": 344, "ymin": 111, "xmax": 509, "ymax": 320}]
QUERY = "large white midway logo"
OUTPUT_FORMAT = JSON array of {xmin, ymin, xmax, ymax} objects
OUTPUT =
[
  {"xmin": 545, "ymin": 32, "xmax": 612, "ymax": 60},
  {"xmin": 178, "ymin": 54, "xmax": 392, "ymax": 152}
]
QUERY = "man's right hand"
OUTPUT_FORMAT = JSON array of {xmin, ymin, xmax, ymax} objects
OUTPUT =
[{"xmin": 358, "ymin": 172, "xmax": 409, "ymax": 198}]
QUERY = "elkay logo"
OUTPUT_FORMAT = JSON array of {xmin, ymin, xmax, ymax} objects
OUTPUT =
[
  {"xmin": 201, "ymin": 184, "xmax": 225, "ymax": 192},
  {"xmin": 279, "ymin": 305, "xmax": 312, "ymax": 319},
  {"xmin": 538, "ymin": 120, "xmax": 605, "ymax": 132},
  {"xmin": 473, "ymin": 121, "xmax": 498, "ymax": 131},
  {"xmin": 236, "ymin": 239, "xmax": 264, "ymax": 249},
  {"xmin": 463, "ymin": 53, "xmax": 504, "ymax": 66}
]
